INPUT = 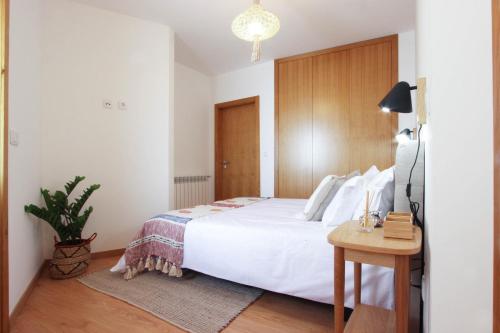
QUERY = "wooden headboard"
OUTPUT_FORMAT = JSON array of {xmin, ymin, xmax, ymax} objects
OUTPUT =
[{"xmin": 275, "ymin": 35, "xmax": 399, "ymax": 198}]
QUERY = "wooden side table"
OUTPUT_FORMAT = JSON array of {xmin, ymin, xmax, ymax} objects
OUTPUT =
[{"xmin": 328, "ymin": 221, "xmax": 422, "ymax": 333}]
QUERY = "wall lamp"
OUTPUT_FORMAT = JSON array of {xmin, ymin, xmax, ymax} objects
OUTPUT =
[
  {"xmin": 378, "ymin": 78, "xmax": 427, "ymax": 125},
  {"xmin": 378, "ymin": 82, "xmax": 417, "ymax": 114}
]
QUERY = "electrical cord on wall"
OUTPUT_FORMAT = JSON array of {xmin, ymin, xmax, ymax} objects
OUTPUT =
[
  {"xmin": 406, "ymin": 124, "xmax": 423, "ymax": 229},
  {"xmin": 405, "ymin": 124, "xmax": 426, "ymax": 333},
  {"xmin": 406, "ymin": 124, "xmax": 424, "ymax": 292},
  {"xmin": 406, "ymin": 124, "xmax": 425, "ymax": 332}
]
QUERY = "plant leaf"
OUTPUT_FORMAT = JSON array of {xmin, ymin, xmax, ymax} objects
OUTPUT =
[
  {"xmin": 24, "ymin": 204, "xmax": 68, "ymax": 242},
  {"xmin": 64, "ymin": 176, "xmax": 85, "ymax": 195},
  {"xmin": 70, "ymin": 184, "xmax": 100, "ymax": 218}
]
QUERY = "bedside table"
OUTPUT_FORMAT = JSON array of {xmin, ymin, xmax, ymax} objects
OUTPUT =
[{"xmin": 328, "ymin": 221, "xmax": 422, "ymax": 333}]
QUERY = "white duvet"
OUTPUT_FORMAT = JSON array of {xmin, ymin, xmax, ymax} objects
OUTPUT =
[{"xmin": 112, "ymin": 198, "xmax": 394, "ymax": 309}]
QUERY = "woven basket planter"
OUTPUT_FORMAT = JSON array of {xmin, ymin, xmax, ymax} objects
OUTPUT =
[{"xmin": 49, "ymin": 233, "xmax": 97, "ymax": 280}]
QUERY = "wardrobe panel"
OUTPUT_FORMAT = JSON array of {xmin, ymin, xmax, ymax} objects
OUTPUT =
[
  {"xmin": 312, "ymin": 50, "xmax": 351, "ymax": 187},
  {"xmin": 349, "ymin": 42, "xmax": 395, "ymax": 173},
  {"xmin": 277, "ymin": 58, "xmax": 313, "ymax": 198}
]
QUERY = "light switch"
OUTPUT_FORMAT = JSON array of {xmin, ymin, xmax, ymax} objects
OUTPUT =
[{"xmin": 9, "ymin": 129, "xmax": 19, "ymax": 146}]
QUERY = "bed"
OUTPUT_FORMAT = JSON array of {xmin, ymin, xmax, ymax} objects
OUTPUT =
[{"xmin": 111, "ymin": 142, "xmax": 423, "ymax": 311}]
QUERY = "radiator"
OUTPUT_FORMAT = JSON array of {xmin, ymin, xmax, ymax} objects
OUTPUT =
[{"xmin": 174, "ymin": 175, "xmax": 211, "ymax": 209}]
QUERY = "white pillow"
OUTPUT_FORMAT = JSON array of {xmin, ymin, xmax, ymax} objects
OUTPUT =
[
  {"xmin": 363, "ymin": 165, "xmax": 380, "ymax": 183},
  {"xmin": 352, "ymin": 166, "xmax": 395, "ymax": 220},
  {"xmin": 311, "ymin": 171, "xmax": 361, "ymax": 221},
  {"xmin": 322, "ymin": 175, "xmax": 365, "ymax": 227},
  {"xmin": 303, "ymin": 175, "xmax": 337, "ymax": 220}
]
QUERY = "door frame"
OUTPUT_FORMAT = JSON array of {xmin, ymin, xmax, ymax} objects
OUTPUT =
[
  {"xmin": 493, "ymin": 0, "xmax": 499, "ymax": 331},
  {"xmin": 214, "ymin": 96, "xmax": 260, "ymax": 201},
  {"xmin": 0, "ymin": 0, "xmax": 8, "ymax": 331}
]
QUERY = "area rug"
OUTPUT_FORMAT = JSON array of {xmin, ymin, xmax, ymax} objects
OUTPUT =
[{"xmin": 78, "ymin": 269, "xmax": 263, "ymax": 333}]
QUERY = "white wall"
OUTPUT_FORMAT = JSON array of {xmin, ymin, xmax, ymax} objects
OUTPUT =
[
  {"xmin": 8, "ymin": 0, "xmax": 45, "ymax": 313},
  {"xmin": 174, "ymin": 62, "xmax": 214, "ymax": 201},
  {"xmin": 174, "ymin": 63, "xmax": 212, "ymax": 176},
  {"xmin": 398, "ymin": 31, "xmax": 417, "ymax": 131},
  {"xmin": 214, "ymin": 61, "xmax": 275, "ymax": 197},
  {"xmin": 40, "ymin": 0, "xmax": 174, "ymax": 254},
  {"xmin": 416, "ymin": 1, "xmax": 493, "ymax": 332}
]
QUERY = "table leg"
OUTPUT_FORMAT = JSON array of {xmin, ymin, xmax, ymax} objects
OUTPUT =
[
  {"xmin": 395, "ymin": 255, "xmax": 410, "ymax": 333},
  {"xmin": 334, "ymin": 246, "xmax": 345, "ymax": 333},
  {"xmin": 354, "ymin": 262, "xmax": 361, "ymax": 306}
]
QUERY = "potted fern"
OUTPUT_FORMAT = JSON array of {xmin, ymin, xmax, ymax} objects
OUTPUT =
[{"xmin": 25, "ymin": 176, "xmax": 100, "ymax": 279}]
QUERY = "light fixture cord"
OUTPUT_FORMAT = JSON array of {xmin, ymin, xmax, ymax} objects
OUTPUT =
[
  {"xmin": 406, "ymin": 123, "xmax": 425, "ymax": 332},
  {"xmin": 251, "ymin": 37, "xmax": 261, "ymax": 63},
  {"xmin": 407, "ymin": 124, "xmax": 423, "ymax": 229}
]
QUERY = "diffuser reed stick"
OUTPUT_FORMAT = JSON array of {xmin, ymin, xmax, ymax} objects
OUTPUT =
[{"xmin": 364, "ymin": 191, "xmax": 370, "ymax": 228}]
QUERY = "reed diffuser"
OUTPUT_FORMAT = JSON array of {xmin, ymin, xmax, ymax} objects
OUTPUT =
[{"xmin": 360, "ymin": 190, "xmax": 375, "ymax": 233}]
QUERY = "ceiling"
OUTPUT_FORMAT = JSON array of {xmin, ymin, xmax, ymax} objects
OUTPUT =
[{"xmin": 70, "ymin": 0, "xmax": 415, "ymax": 75}]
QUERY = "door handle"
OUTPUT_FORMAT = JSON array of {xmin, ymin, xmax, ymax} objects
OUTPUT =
[{"xmin": 222, "ymin": 160, "xmax": 230, "ymax": 169}]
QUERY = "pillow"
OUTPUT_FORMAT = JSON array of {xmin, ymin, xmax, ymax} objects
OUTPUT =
[
  {"xmin": 311, "ymin": 170, "xmax": 360, "ymax": 221},
  {"xmin": 352, "ymin": 166, "xmax": 395, "ymax": 220},
  {"xmin": 303, "ymin": 175, "xmax": 337, "ymax": 220},
  {"xmin": 363, "ymin": 165, "xmax": 380, "ymax": 183},
  {"xmin": 322, "ymin": 175, "xmax": 365, "ymax": 227}
]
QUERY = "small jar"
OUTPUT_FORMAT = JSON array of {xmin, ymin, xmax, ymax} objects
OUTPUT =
[{"xmin": 358, "ymin": 211, "xmax": 381, "ymax": 233}]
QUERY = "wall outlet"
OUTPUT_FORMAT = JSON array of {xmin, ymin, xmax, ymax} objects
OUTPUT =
[
  {"xmin": 103, "ymin": 99, "xmax": 112, "ymax": 110},
  {"xmin": 118, "ymin": 101, "xmax": 127, "ymax": 110}
]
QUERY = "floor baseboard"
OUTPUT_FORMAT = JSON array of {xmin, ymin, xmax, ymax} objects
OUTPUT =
[
  {"xmin": 9, "ymin": 259, "xmax": 47, "ymax": 326},
  {"xmin": 91, "ymin": 248, "xmax": 125, "ymax": 259}
]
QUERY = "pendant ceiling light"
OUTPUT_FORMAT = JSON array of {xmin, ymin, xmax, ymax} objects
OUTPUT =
[{"xmin": 231, "ymin": 0, "xmax": 280, "ymax": 63}]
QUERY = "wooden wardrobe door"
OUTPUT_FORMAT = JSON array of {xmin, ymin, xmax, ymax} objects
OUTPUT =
[
  {"xmin": 349, "ymin": 42, "xmax": 397, "ymax": 172},
  {"xmin": 277, "ymin": 58, "xmax": 313, "ymax": 198},
  {"xmin": 312, "ymin": 50, "xmax": 350, "ymax": 187}
]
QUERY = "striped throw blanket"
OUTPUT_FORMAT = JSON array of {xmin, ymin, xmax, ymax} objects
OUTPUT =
[{"xmin": 122, "ymin": 197, "xmax": 266, "ymax": 280}]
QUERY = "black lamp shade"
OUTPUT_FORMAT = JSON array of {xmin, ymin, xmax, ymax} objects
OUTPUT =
[{"xmin": 378, "ymin": 81, "xmax": 415, "ymax": 114}]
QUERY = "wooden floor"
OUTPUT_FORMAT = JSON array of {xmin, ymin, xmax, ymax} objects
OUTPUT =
[{"xmin": 10, "ymin": 256, "xmax": 334, "ymax": 333}]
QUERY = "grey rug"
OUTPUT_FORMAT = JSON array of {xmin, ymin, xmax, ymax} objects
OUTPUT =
[{"xmin": 78, "ymin": 269, "xmax": 263, "ymax": 333}]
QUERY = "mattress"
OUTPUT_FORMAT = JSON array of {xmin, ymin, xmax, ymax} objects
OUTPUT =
[{"xmin": 112, "ymin": 198, "xmax": 394, "ymax": 309}]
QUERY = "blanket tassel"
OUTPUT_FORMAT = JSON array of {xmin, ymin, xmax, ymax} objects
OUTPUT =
[
  {"xmin": 162, "ymin": 261, "xmax": 171, "ymax": 274},
  {"xmin": 131, "ymin": 266, "xmax": 138, "ymax": 278},
  {"xmin": 146, "ymin": 255, "xmax": 156, "ymax": 271},
  {"xmin": 137, "ymin": 258, "xmax": 145, "ymax": 273},
  {"xmin": 124, "ymin": 266, "xmax": 133, "ymax": 280},
  {"xmin": 169, "ymin": 264, "xmax": 183, "ymax": 278},
  {"xmin": 144, "ymin": 255, "xmax": 151, "ymax": 270},
  {"xmin": 156, "ymin": 257, "xmax": 164, "ymax": 271}
]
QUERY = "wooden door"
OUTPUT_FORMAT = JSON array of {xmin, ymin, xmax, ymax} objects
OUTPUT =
[
  {"xmin": 215, "ymin": 97, "xmax": 260, "ymax": 200},
  {"xmin": 276, "ymin": 58, "xmax": 313, "ymax": 198}
]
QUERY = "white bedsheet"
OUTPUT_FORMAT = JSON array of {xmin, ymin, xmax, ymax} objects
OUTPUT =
[{"xmin": 112, "ymin": 198, "xmax": 394, "ymax": 309}]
